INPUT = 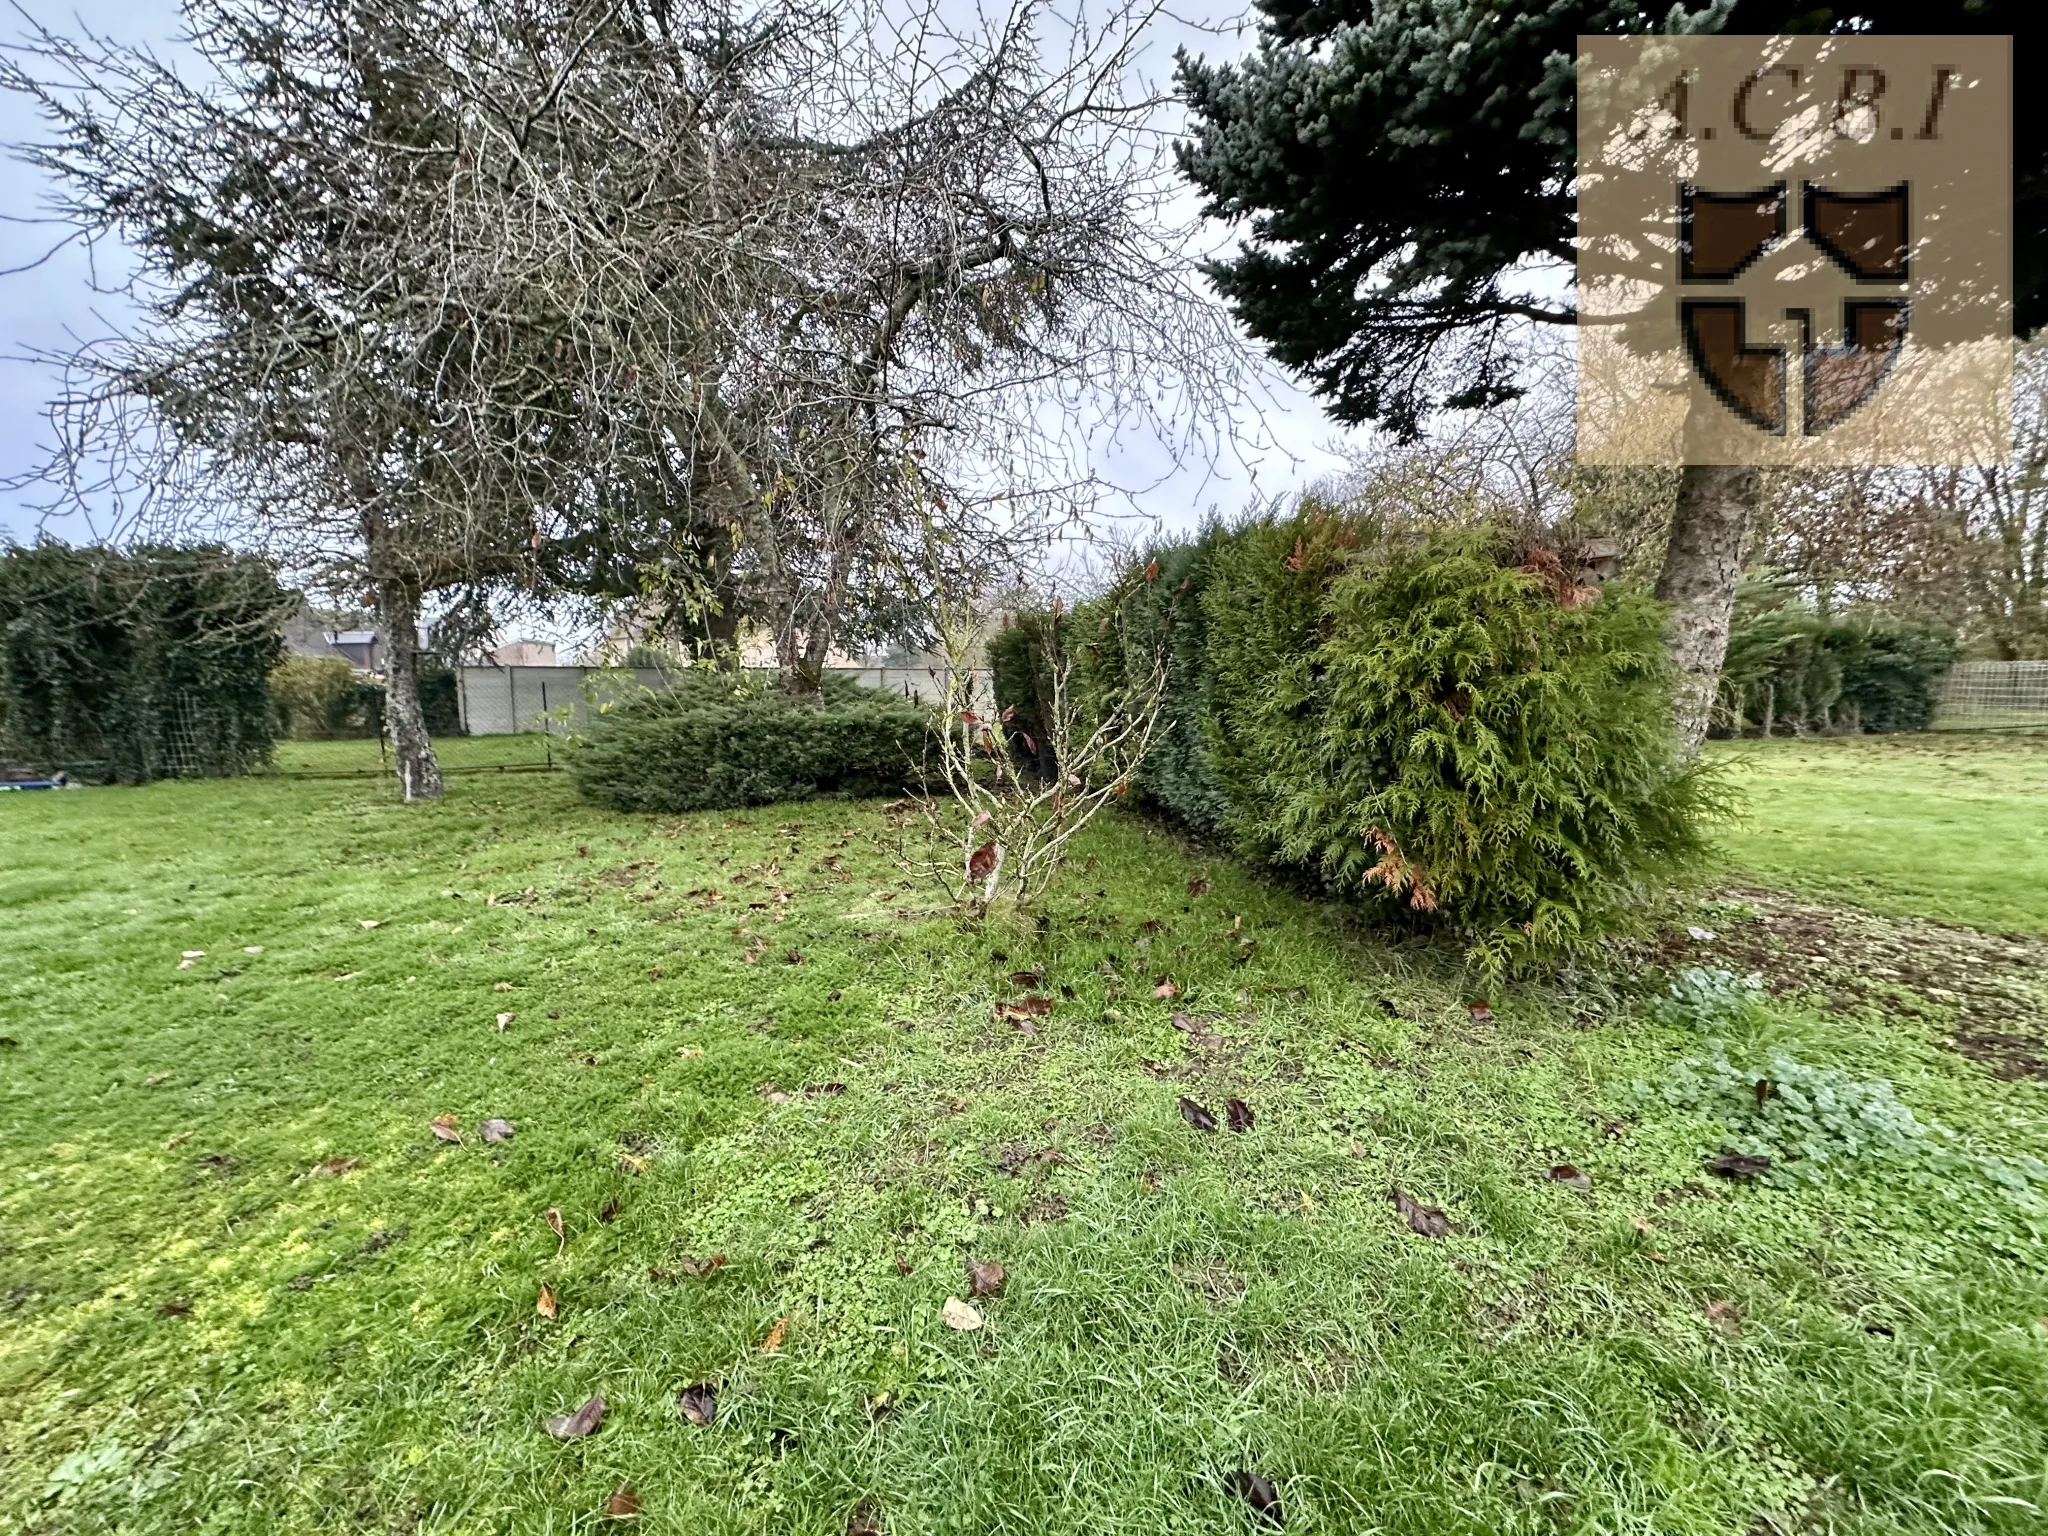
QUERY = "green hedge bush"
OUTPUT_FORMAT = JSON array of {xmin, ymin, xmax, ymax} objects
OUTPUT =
[
  {"xmin": 0, "ymin": 540, "xmax": 285, "ymax": 780},
  {"xmin": 1716, "ymin": 586, "xmax": 1958, "ymax": 736},
  {"xmin": 568, "ymin": 674, "xmax": 932, "ymax": 813},
  {"xmin": 999, "ymin": 507, "xmax": 1714, "ymax": 971},
  {"xmin": 269, "ymin": 654, "xmax": 463, "ymax": 738}
]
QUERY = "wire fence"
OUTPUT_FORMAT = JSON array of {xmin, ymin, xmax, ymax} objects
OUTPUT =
[
  {"xmin": 453, "ymin": 663, "xmax": 983, "ymax": 735},
  {"xmin": 259, "ymin": 665, "xmax": 992, "ymax": 780},
  {"xmin": 266, "ymin": 733, "xmax": 564, "ymax": 779},
  {"xmin": 1929, "ymin": 660, "xmax": 2048, "ymax": 732}
]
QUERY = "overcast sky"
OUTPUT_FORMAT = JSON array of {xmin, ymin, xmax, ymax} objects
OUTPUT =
[{"xmin": 0, "ymin": 1, "xmax": 1360, "ymax": 567}]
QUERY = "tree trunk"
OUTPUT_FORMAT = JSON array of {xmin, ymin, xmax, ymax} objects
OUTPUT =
[
  {"xmin": 369, "ymin": 568, "xmax": 445, "ymax": 803},
  {"xmin": 1655, "ymin": 462, "xmax": 1758, "ymax": 752}
]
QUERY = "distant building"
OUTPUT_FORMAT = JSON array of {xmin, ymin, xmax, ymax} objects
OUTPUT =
[
  {"xmin": 280, "ymin": 597, "xmax": 350, "ymax": 663},
  {"xmin": 488, "ymin": 640, "xmax": 559, "ymax": 667},
  {"xmin": 329, "ymin": 630, "xmax": 381, "ymax": 671}
]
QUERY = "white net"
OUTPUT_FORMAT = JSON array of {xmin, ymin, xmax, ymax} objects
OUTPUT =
[{"xmin": 1931, "ymin": 661, "xmax": 2048, "ymax": 731}]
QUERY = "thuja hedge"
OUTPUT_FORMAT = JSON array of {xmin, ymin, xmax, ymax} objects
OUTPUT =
[
  {"xmin": 1716, "ymin": 586, "xmax": 1958, "ymax": 737},
  {"xmin": 569, "ymin": 672, "xmax": 932, "ymax": 813},
  {"xmin": 997, "ymin": 508, "xmax": 1714, "ymax": 971},
  {"xmin": 0, "ymin": 540, "xmax": 287, "ymax": 781}
]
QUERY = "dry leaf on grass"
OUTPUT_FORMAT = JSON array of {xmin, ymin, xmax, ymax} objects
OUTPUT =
[
  {"xmin": 494, "ymin": 981, "xmax": 514, "ymax": 992},
  {"xmin": 542, "ymin": 1393, "xmax": 605, "ymax": 1439},
  {"xmin": 1390, "ymin": 1187, "xmax": 1450, "ymax": 1238},
  {"xmin": 480, "ymin": 1118, "xmax": 517, "ymax": 1143},
  {"xmin": 940, "ymin": 1296, "xmax": 983, "ymax": 1331},
  {"xmin": 1187, "ymin": 877, "xmax": 1210, "ymax": 896},
  {"xmin": 544, "ymin": 1208, "xmax": 566, "ymax": 1249},
  {"xmin": 679, "ymin": 1253, "xmax": 727, "ymax": 1277},
  {"xmin": 1546, "ymin": 1164, "xmax": 1592, "ymax": 1191},
  {"xmin": 1153, "ymin": 977, "xmax": 1182, "ymax": 999},
  {"xmin": 1704, "ymin": 1148, "xmax": 1772, "ymax": 1180},
  {"xmin": 312, "ymin": 1156, "xmax": 362, "ymax": 1177},
  {"xmin": 605, "ymin": 1484, "xmax": 640, "ymax": 1518},
  {"xmin": 496, "ymin": 1012, "xmax": 516, "ymax": 1030},
  {"xmin": 1705, "ymin": 1298, "xmax": 1743, "ymax": 1337},
  {"xmin": 1226, "ymin": 1098, "xmax": 1256, "ymax": 1133},
  {"xmin": 1467, "ymin": 1001, "xmax": 1495, "ymax": 1022},
  {"xmin": 359, "ymin": 919, "xmax": 383, "ymax": 929},
  {"xmin": 536, "ymin": 1284, "xmax": 558, "ymax": 1320},
  {"xmin": 758, "ymin": 1315, "xmax": 789, "ymax": 1353},
  {"xmin": 428, "ymin": 1114, "xmax": 463, "ymax": 1145},
  {"xmin": 1178, "ymin": 1097, "xmax": 1218, "ymax": 1133},
  {"xmin": 678, "ymin": 1382, "xmax": 718, "ymax": 1425},
  {"xmin": 965, "ymin": 1258, "xmax": 1006, "ymax": 1298}
]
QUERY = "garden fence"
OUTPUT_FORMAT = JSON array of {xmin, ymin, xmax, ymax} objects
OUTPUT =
[
  {"xmin": 1929, "ymin": 660, "xmax": 2048, "ymax": 731},
  {"xmin": 453, "ymin": 663, "xmax": 988, "ymax": 736}
]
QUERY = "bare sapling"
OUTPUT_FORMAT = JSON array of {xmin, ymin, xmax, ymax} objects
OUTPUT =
[{"xmin": 907, "ymin": 581, "xmax": 1168, "ymax": 915}]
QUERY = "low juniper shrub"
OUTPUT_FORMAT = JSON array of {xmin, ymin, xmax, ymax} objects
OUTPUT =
[{"xmin": 569, "ymin": 673, "xmax": 932, "ymax": 813}]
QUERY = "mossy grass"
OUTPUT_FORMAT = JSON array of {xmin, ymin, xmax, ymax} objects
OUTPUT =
[{"xmin": 2, "ymin": 740, "xmax": 2045, "ymax": 1532}]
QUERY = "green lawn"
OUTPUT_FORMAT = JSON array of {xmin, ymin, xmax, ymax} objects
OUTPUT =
[
  {"xmin": 3, "ymin": 745, "xmax": 2046, "ymax": 1533},
  {"xmin": 1709, "ymin": 733, "xmax": 2048, "ymax": 933}
]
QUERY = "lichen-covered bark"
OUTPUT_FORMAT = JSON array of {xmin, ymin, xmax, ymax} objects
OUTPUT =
[
  {"xmin": 1655, "ymin": 462, "xmax": 1759, "ymax": 752},
  {"xmin": 369, "ymin": 565, "xmax": 445, "ymax": 803}
]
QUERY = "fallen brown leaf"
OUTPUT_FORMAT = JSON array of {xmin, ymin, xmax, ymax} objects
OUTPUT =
[
  {"xmin": 311, "ymin": 1156, "xmax": 363, "ymax": 1177},
  {"xmin": 1226, "ymin": 1098, "xmax": 1255, "ymax": 1134},
  {"xmin": 1178, "ymin": 1096, "xmax": 1218, "ymax": 1133},
  {"xmin": 496, "ymin": 1012, "xmax": 516, "ymax": 1030},
  {"xmin": 679, "ymin": 1253, "xmax": 727, "ymax": 1277},
  {"xmin": 940, "ymin": 1296, "xmax": 983, "ymax": 1330},
  {"xmin": 1467, "ymin": 1001, "xmax": 1495, "ymax": 1023},
  {"xmin": 678, "ymin": 1382, "xmax": 718, "ymax": 1425},
  {"xmin": 759, "ymin": 1315, "xmax": 789, "ymax": 1353},
  {"xmin": 544, "ymin": 1207, "xmax": 566, "ymax": 1249},
  {"xmin": 536, "ymin": 1284, "xmax": 558, "ymax": 1320},
  {"xmin": 965, "ymin": 1258, "xmax": 1006, "ymax": 1298},
  {"xmin": 429, "ymin": 1113, "xmax": 463, "ymax": 1145},
  {"xmin": 479, "ymin": 1118, "xmax": 516, "ymax": 1143},
  {"xmin": 1153, "ymin": 977, "xmax": 1182, "ymax": 999},
  {"xmin": 1390, "ymin": 1187, "xmax": 1450, "ymax": 1238},
  {"xmin": 1546, "ymin": 1164, "xmax": 1592, "ymax": 1191},
  {"xmin": 1008, "ymin": 969, "xmax": 1044, "ymax": 988},
  {"xmin": 1703, "ymin": 1148, "xmax": 1772, "ymax": 1180},
  {"xmin": 605, "ymin": 1484, "xmax": 640, "ymax": 1518},
  {"xmin": 1187, "ymin": 877, "xmax": 1210, "ymax": 896},
  {"xmin": 542, "ymin": 1393, "xmax": 605, "ymax": 1439}
]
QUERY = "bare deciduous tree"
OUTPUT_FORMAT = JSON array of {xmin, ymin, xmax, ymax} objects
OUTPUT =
[{"xmin": 6, "ymin": 0, "xmax": 1247, "ymax": 799}]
